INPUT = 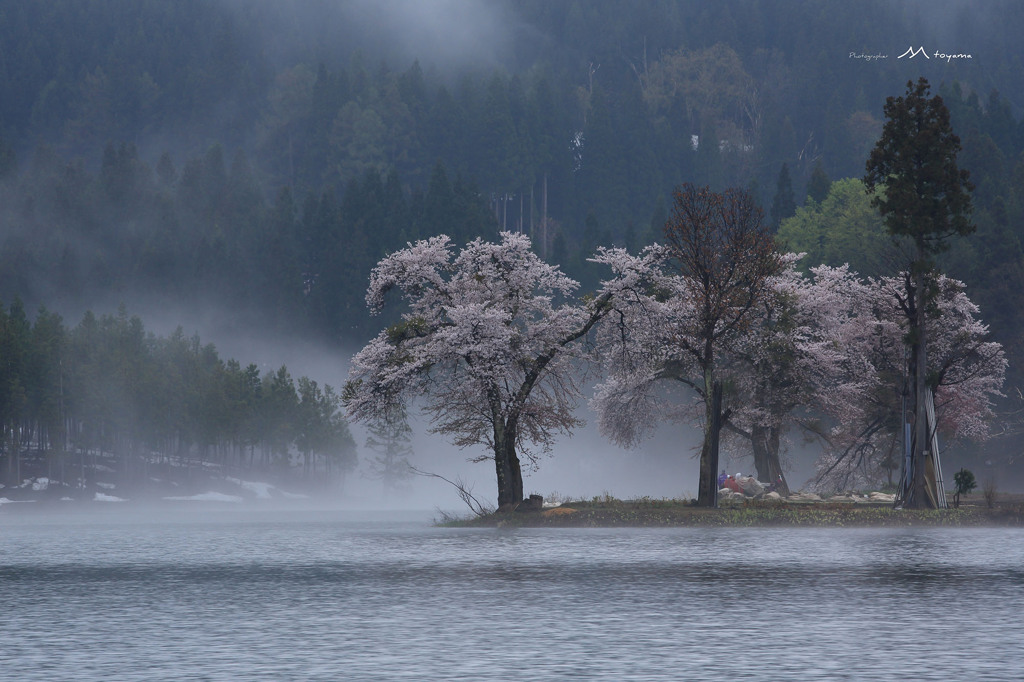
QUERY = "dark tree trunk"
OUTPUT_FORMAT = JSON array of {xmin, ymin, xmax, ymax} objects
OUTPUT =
[
  {"xmin": 906, "ymin": 267, "xmax": 934, "ymax": 509},
  {"xmin": 697, "ymin": 381, "xmax": 723, "ymax": 507},
  {"xmin": 751, "ymin": 424, "xmax": 790, "ymax": 496},
  {"xmin": 493, "ymin": 422, "xmax": 524, "ymax": 509},
  {"xmin": 5, "ymin": 428, "xmax": 21, "ymax": 488}
]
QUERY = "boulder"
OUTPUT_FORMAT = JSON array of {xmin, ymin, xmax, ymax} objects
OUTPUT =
[{"xmin": 718, "ymin": 489, "xmax": 746, "ymax": 504}]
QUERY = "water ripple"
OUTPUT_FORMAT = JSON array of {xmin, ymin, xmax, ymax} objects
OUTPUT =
[{"xmin": 1, "ymin": 519, "xmax": 1022, "ymax": 680}]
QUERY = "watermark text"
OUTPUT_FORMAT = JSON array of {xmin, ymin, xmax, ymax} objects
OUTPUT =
[
  {"xmin": 850, "ymin": 52, "xmax": 888, "ymax": 61},
  {"xmin": 848, "ymin": 45, "xmax": 973, "ymax": 63}
]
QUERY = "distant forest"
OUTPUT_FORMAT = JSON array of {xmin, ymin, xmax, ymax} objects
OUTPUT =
[
  {"xmin": 1, "ymin": 3, "xmax": 1023, "ymax": 383},
  {"xmin": 0, "ymin": 301, "xmax": 357, "ymax": 489}
]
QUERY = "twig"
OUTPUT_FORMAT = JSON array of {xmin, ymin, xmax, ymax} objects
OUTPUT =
[{"xmin": 409, "ymin": 465, "xmax": 494, "ymax": 517}]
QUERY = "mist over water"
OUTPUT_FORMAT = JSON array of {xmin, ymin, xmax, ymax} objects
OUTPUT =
[
  {"xmin": 2, "ymin": 510, "xmax": 1021, "ymax": 681},
  {"xmin": 3, "ymin": 5, "xmax": 1021, "ymax": 675},
  {"xmin": 112, "ymin": 305, "xmax": 708, "ymax": 509},
  {"xmin": 10, "ymin": 289, "xmax": 738, "ymax": 511}
]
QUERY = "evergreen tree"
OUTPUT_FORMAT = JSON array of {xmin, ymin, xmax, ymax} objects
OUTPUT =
[
  {"xmin": 3, "ymin": 300, "xmax": 32, "ymax": 484},
  {"xmin": 296, "ymin": 377, "xmax": 356, "ymax": 478},
  {"xmin": 864, "ymin": 77, "xmax": 975, "ymax": 509},
  {"xmin": 805, "ymin": 160, "xmax": 831, "ymax": 204},
  {"xmin": 27, "ymin": 308, "xmax": 66, "ymax": 473},
  {"xmin": 262, "ymin": 366, "xmax": 299, "ymax": 467}
]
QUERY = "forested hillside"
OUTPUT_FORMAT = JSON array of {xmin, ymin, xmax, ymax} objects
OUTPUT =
[
  {"xmin": 1, "ymin": 1, "xmax": 1023, "ymax": 493},
  {"xmin": 2, "ymin": 1, "xmax": 1023, "ymax": 345}
]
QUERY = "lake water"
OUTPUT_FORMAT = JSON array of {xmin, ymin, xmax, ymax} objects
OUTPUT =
[{"xmin": 1, "ymin": 506, "xmax": 1022, "ymax": 681}]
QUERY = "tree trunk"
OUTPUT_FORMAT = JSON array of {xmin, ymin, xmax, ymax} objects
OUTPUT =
[
  {"xmin": 751, "ymin": 424, "xmax": 789, "ymax": 496},
  {"xmin": 6, "ymin": 428, "xmax": 21, "ymax": 488},
  {"xmin": 907, "ymin": 266, "xmax": 933, "ymax": 508},
  {"xmin": 493, "ymin": 421, "xmax": 524, "ymax": 509},
  {"xmin": 697, "ymin": 380, "xmax": 723, "ymax": 507}
]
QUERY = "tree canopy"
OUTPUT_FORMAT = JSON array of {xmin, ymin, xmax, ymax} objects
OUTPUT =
[
  {"xmin": 593, "ymin": 184, "xmax": 784, "ymax": 506},
  {"xmin": 344, "ymin": 232, "xmax": 644, "ymax": 507},
  {"xmin": 865, "ymin": 78, "xmax": 975, "ymax": 257},
  {"xmin": 805, "ymin": 267, "xmax": 1005, "ymax": 491},
  {"xmin": 777, "ymin": 178, "xmax": 892, "ymax": 278}
]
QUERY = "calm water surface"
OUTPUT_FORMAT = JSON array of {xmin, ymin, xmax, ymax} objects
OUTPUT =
[{"xmin": 1, "ymin": 507, "xmax": 1021, "ymax": 681}]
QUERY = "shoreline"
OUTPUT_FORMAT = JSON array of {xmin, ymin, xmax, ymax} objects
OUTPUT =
[{"xmin": 443, "ymin": 496, "xmax": 1024, "ymax": 528}]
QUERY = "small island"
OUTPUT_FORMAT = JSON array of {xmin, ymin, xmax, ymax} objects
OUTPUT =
[{"xmin": 443, "ymin": 492, "xmax": 1024, "ymax": 528}]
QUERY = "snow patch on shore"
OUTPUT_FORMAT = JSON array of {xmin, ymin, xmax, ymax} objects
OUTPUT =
[
  {"xmin": 224, "ymin": 477, "xmax": 308, "ymax": 500},
  {"xmin": 20, "ymin": 477, "xmax": 50, "ymax": 490},
  {"xmin": 226, "ymin": 478, "xmax": 275, "ymax": 499},
  {"xmin": 163, "ymin": 492, "xmax": 243, "ymax": 503}
]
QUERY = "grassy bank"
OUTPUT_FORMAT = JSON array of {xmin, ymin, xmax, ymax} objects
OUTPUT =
[{"xmin": 442, "ymin": 496, "xmax": 1024, "ymax": 528}]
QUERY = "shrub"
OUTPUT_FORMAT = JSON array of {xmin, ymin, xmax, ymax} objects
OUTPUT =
[{"xmin": 953, "ymin": 468, "xmax": 977, "ymax": 508}]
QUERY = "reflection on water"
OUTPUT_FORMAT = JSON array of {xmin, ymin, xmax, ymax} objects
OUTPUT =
[{"xmin": 1, "ymin": 509, "xmax": 1022, "ymax": 681}]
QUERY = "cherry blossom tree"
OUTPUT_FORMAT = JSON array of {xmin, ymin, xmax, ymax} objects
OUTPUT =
[
  {"xmin": 806, "ymin": 267, "xmax": 1005, "ymax": 491},
  {"xmin": 721, "ymin": 255, "xmax": 812, "ymax": 495},
  {"xmin": 590, "ymin": 244, "xmax": 696, "ymax": 454},
  {"xmin": 798, "ymin": 264, "xmax": 902, "ymax": 489},
  {"xmin": 592, "ymin": 246, "xmax": 809, "ymax": 498},
  {"xmin": 343, "ymin": 232, "xmax": 644, "ymax": 508},
  {"xmin": 591, "ymin": 184, "xmax": 785, "ymax": 506},
  {"xmin": 661, "ymin": 184, "xmax": 784, "ymax": 505},
  {"xmin": 592, "ymin": 245, "xmax": 1004, "ymax": 499},
  {"xmin": 922, "ymin": 277, "xmax": 1006, "ymax": 440}
]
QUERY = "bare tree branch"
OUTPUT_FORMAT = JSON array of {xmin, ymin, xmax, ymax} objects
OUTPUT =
[{"xmin": 409, "ymin": 465, "xmax": 495, "ymax": 517}]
